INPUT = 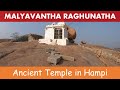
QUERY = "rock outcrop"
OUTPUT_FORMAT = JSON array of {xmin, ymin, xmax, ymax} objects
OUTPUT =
[{"xmin": 80, "ymin": 44, "xmax": 120, "ymax": 64}]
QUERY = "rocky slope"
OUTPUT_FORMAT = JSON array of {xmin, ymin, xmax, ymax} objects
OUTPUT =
[{"xmin": 0, "ymin": 41, "xmax": 120, "ymax": 66}]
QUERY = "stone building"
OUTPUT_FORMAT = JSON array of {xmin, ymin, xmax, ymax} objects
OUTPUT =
[
  {"xmin": 39, "ymin": 22, "xmax": 76, "ymax": 46},
  {"xmin": 28, "ymin": 34, "xmax": 43, "ymax": 42}
]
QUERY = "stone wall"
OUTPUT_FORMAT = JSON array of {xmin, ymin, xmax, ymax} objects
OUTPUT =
[{"xmin": 28, "ymin": 34, "xmax": 43, "ymax": 42}]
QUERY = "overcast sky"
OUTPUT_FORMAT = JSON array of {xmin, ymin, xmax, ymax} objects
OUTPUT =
[{"xmin": 0, "ymin": 22, "xmax": 120, "ymax": 48}]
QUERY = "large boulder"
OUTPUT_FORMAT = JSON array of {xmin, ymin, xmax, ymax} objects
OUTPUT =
[{"xmin": 66, "ymin": 26, "xmax": 76, "ymax": 40}]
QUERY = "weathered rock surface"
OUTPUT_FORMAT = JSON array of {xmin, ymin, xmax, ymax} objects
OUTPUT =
[{"xmin": 0, "ymin": 41, "xmax": 119, "ymax": 66}]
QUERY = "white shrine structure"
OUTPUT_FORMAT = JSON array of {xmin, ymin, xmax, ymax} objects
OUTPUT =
[{"xmin": 38, "ymin": 22, "xmax": 70, "ymax": 46}]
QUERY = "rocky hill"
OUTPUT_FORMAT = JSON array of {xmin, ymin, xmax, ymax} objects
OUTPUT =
[
  {"xmin": 0, "ymin": 39, "xmax": 12, "ymax": 43},
  {"xmin": 0, "ymin": 41, "xmax": 120, "ymax": 66},
  {"xmin": 114, "ymin": 48, "xmax": 120, "ymax": 51}
]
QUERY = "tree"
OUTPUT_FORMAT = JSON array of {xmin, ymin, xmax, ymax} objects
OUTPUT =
[{"xmin": 10, "ymin": 32, "xmax": 20, "ymax": 41}]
